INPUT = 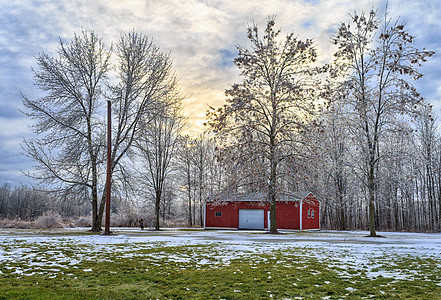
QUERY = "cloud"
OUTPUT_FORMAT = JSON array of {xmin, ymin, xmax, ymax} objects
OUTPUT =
[{"xmin": 0, "ymin": 117, "xmax": 34, "ymax": 185}]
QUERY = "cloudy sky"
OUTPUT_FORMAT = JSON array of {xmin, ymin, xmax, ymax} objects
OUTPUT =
[{"xmin": 1, "ymin": 0, "xmax": 441, "ymax": 186}]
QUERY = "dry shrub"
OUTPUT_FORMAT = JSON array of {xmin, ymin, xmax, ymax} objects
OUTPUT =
[
  {"xmin": 0, "ymin": 219, "xmax": 33, "ymax": 229},
  {"xmin": 110, "ymin": 212, "xmax": 137, "ymax": 227},
  {"xmin": 76, "ymin": 216, "xmax": 92, "ymax": 227},
  {"xmin": 34, "ymin": 211, "xmax": 64, "ymax": 229},
  {"xmin": 161, "ymin": 218, "xmax": 190, "ymax": 228},
  {"xmin": 75, "ymin": 214, "xmax": 136, "ymax": 228},
  {"xmin": 62, "ymin": 217, "xmax": 76, "ymax": 228}
]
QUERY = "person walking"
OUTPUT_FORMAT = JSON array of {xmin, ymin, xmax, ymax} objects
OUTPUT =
[{"xmin": 139, "ymin": 218, "xmax": 144, "ymax": 230}]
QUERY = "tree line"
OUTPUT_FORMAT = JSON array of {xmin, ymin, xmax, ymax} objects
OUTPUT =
[{"xmin": 14, "ymin": 7, "xmax": 439, "ymax": 233}]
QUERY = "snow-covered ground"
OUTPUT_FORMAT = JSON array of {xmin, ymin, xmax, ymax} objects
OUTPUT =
[{"xmin": 1, "ymin": 229, "xmax": 440, "ymax": 282}]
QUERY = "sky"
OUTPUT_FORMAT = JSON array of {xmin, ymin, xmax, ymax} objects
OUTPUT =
[{"xmin": 1, "ymin": 0, "xmax": 441, "ymax": 186}]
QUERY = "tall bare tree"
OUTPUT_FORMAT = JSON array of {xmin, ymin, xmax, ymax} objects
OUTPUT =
[
  {"xmin": 135, "ymin": 95, "xmax": 184, "ymax": 230},
  {"xmin": 22, "ymin": 30, "xmax": 179, "ymax": 231},
  {"xmin": 332, "ymin": 9, "xmax": 434, "ymax": 236},
  {"xmin": 178, "ymin": 135, "xmax": 195, "ymax": 227},
  {"xmin": 102, "ymin": 31, "xmax": 179, "ymax": 231},
  {"xmin": 208, "ymin": 18, "xmax": 318, "ymax": 233},
  {"xmin": 415, "ymin": 105, "xmax": 439, "ymax": 231}
]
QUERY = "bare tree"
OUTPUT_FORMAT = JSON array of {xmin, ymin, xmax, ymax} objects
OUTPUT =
[
  {"xmin": 190, "ymin": 134, "xmax": 211, "ymax": 226},
  {"xmin": 331, "ymin": 9, "xmax": 434, "ymax": 236},
  {"xmin": 415, "ymin": 105, "xmax": 439, "ymax": 231},
  {"xmin": 135, "ymin": 95, "xmax": 185, "ymax": 230},
  {"xmin": 22, "ymin": 30, "xmax": 179, "ymax": 231},
  {"xmin": 207, "ymin": 18, "xmax": 318, "ymax": 233},
  {"xmin": 178, "ymin": 136, "xmax": 195, "ymax": 227},
  {"xmin": 312, "ymin": 98, "xmax": 352, "ymax": 230},
  {"xmin": 22, "ymin": 30, "xmax": 110, "ymax": 231},
  {"xmin": 101, "ymin": 31, "xmax": 179, "ymax": 231}
]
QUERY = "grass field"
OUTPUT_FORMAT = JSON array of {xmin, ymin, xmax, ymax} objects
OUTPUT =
[{"xmin": 1, "ymin": 229, "xmax": 440, "ymax": 299}]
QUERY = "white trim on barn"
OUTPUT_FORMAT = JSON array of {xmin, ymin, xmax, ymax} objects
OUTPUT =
[
  {"xmin": 319, "ymin": 198, "xmax": 321, "ymax": 231},
  {"xmin": 267, "ymin": 211, "xmax": 270, "ymax": 230},
  {"xmin": 203, "ymin": 202, "xmax": 206, "ymax": 228}
]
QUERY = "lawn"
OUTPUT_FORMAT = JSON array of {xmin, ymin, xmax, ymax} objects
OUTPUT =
[{"xmin": 1, "ymin": 229, "xmax": 440, "ymax": 299}]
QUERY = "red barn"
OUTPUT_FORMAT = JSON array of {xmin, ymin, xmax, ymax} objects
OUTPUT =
[{"xmin": 204, "ymin": 192, "xmax": 320, "ymax": 230}]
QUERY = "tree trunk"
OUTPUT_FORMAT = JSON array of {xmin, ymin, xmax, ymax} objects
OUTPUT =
[
  {"xmin": 188, "ymin": 193, "xmax": 192, "ymax": 227},
  {"xmin": 199, "ymin": 151, "xmax": 204, "ymax": 227},
  {"xmin": 187, "ymin": 169, "xmax": 193, "ymax": 227},
  {"xmin": 269, "ymin": 198, "xmax": 277, "ymax": 233},
  {"xmin": 99, "ymin": 193, "xmax": 106, "ymax": 228},
  {"xmin": 162, "ymin": 201, "xmax": 166, "ymax": 223},
  {"xmin": 91, "ymin": 187, "xmax": 107, "ymax": 232},
  {"xmin": 368, "ymin": 163, "xmax": 377, "ymax": 236},
  {"xmin": 339, "ymin": 205, "xmax": 346, "ymax": 230},
  {"xmin": 269, "ymin": 144, "xmax": 278, "ymax": 233},
  {"xmin": 199, "ymin": 201, "xmax": 204, "ymax": 227},
  {"xmin": 155, "ymin": 190, "xmax": 161, "ymax": 230},
  {"xmin": 199, "ymin": 184, "xmax": 203, "ymax": 227},
  {"xmin": 337, "ymin": 173, "xmax": 346, "ymax": 230},
  {"xmin": 91, "ymin": 170, "xmax": 101, "ymax": 232}
]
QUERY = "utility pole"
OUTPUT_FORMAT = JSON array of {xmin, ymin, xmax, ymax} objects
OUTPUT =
[{"xmin": 104, "ymin": 100, "xmax": 111, "ymax": 235}]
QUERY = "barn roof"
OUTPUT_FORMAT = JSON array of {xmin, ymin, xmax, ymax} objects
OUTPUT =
[{"xmin": 207, "ymin": 191, "xmax": 314, "ymax": 203}]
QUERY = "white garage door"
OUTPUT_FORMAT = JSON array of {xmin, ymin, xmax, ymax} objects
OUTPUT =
[{"xmin": 238, "ymin": 209, "xmax": 264, "ymax": 229}]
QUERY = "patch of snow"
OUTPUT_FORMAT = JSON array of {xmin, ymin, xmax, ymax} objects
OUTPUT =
[{"xmin": 0, "ymin": 229, "xmax": 440, "ymax": 281}]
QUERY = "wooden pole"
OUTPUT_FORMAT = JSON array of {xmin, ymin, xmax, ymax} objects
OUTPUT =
[{"xmin": 104, "ymin": 100, "xmax": 111, "ymax": 235}]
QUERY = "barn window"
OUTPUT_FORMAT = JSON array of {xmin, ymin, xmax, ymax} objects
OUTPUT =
[
  {"xmin": 311, "ymin": 210, "xmax": 315, "ymax": 218},
  {"xmin": 307, "ymin": 210, "xmax": 310, "ymax": 218},
  {"xmin": 215, "ymin": 212, "xmax": 222, "ymax": 217}
]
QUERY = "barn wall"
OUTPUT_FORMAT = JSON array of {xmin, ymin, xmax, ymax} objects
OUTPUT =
[
  {"xmin": 302, "ymin": 194, "xmax": 320, "ymax": 230},
  {"xmin": 205, "ymin": 202, "xmax": 237, "ymax": 228},
  {"xmin": 205, "ymin": 195, "xmax": 319, "ymax": 230},
  {"xmin": 274, "ymin": 202, "xmax": 300, "ymax": 230},
  {"xmin": 206, "ymin": 201, "xmax": 301, "ymax": 230},
  {"xmin": 206, "ymin": 201, "xmax": 267, "ymax": 228}
]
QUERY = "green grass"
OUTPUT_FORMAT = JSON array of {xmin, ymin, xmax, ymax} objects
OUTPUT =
[{"xmin": 1, "ymin": 238, "xmax": 440, "ymax": 299}]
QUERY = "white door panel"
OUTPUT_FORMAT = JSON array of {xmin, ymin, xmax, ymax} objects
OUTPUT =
[{"xmin": 238, "ymin": 209, "xmax": 264, "ymax": 229}]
